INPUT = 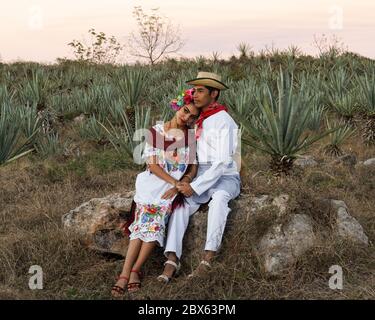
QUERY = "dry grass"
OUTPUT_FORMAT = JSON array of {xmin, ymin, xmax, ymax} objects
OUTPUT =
[{"xmin": 0, "ymin": 131, "xmax": 374, "ymax": 300}]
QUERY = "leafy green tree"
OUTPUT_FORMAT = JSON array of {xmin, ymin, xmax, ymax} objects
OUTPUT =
[{"xmin": 68, "ymin": 28, "xmax": 123, "ymax": 64}]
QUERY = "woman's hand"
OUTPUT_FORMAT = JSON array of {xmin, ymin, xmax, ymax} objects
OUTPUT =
[{"xmin": 161, "ymin": 187, "xmax": 179, "ymax": 200}]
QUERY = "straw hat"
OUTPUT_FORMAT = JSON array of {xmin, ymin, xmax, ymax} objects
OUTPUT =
[{"xmin": 186, "ymin": 71, "xmax": 229, "ymax": 90}]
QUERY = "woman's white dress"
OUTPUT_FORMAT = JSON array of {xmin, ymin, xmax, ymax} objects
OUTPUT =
[{"xmin": 129, "ymin": 123, "xmax": 193, "ymax": 247}]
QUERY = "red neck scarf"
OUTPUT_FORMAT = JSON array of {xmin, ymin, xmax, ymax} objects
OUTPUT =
[{"xmin": 195, "ymin": 102, "xmax": 228, "ymax": 139}]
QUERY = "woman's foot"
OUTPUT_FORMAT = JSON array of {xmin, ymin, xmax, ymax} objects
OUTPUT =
[
  {"xmin": 111, "ymin": 275, "xmax": 129, "ymax": 297},
  {"xmin": 127, "ymin": 269, "xmax": 142, "ymax": 293}
]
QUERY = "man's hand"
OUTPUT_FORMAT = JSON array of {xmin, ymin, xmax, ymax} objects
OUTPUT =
[
  {"xmin": 161, "ymin": 187, "xmax": 179, "ymax": 200},
  {"xmin": 176, "ymin": 182, "xmax": 194, "ymax": 197}
]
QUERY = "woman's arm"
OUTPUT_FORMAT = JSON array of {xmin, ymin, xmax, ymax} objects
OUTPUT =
[
  {"xmin": 180, "ymin": 164, "xmax": 198, "ymax": 183},
  {"xmin": 147, "ymin": 155, "xmax": 179, "ymax": 187}
]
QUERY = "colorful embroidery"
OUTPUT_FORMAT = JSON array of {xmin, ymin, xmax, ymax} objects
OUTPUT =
[
  {"xmin": 129, "ymin": 201, "xmax": 172, "ymax": 245},
  {"xmin": 143, "ymin": 123, "xmax": 190, "ymax": 174}
]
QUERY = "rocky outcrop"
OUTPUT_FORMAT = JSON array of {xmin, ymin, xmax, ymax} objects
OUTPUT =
[
  {"xmin": 257, "ymin": 214, "xmax": 316, "ymax": 275},
  {"xmin": 62, "ymin": 192, "xmax": 135, "ymax": 256},
  {"xmin": 330, "ymin": 200, "xmax": 369, "ymax": 245},
  {"xmin": 363, "ymin": 158, "xmax": 375, "ymax": 166},
  {"xmin": 62, "ymin": 192, "xmax": 369, "ymax": 276}
]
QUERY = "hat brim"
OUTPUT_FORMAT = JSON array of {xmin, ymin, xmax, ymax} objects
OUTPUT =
[{"xmin": 186, "ymin": 78, "xmax": 229, "ymax": 90}]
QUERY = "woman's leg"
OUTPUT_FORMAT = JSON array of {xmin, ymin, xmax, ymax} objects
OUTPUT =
[
  {"xmin": 128, "ymin": 241, "xmax": 157, "ymax": 289},
  {"xmin": 111, "ymin": 238, "xmax": 142, "ymax": 296}
]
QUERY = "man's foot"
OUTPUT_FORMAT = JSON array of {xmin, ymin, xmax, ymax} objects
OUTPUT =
[
  {"xmin": 127, "ymin": 270, "xmax": 142, "ymax": 293},
  {"xmin": 157, "ymin": 260, "xmax": 181, "ymax": 283},
  {"xmin": 187, "ymin": 260, "xmax": 211, "ymax": 279},
  {"xmin": 111, "ymin": 275, "xmax": 128, "ymax": 297}
]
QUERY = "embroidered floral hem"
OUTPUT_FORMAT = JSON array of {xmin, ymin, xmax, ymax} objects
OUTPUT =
[{"xmin": 128, "ymin": 201, "xmax": 171, "ymax": 247}]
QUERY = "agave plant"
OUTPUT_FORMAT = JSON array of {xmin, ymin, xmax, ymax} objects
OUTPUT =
[
  {"xmin": 48, "ymin": 93, "xmax": 77, "ymax": 116},
  {"xmin": 326, "ymin": 65, "xmax": 358, "ymax": 122},
  {"xmin": 0, "ymin": 84, "xmax": 15, "ymax": 105},
  {"xmin": 18, "ymin": 103, "xmax": 43, "ymax": 144},
  {"xmin": 115, "ymin": 68, "xmax": 148, "ymax": 129},
  {"xmin": 237, "ymin": 42, "xmax": 253, "ymax": 59},
  {"xmin": 239, "ymin": 69, "xmax": 336, "ymax": 175},
  {"xmin": 307, "ymin": 101, "xmax": 325, "ymax": 131},
  {"xmin": 78, "ymin": 114, "xmax": 108, "ymax": 144},
  {"xmin": 18, "ymin": 68, "xmax": 49, "ymax": 110},
  {"xmin": 323, "ymin": 118, "xmax": 356, "ymax": 156},
  {"xmin": 225, "ymin": 79, "xmax": 260, "ymax": 123},
  {"xmin": 356, "ymin": 70, "xmax": 375, "ymax": 144},
  {"xmin": 99, "ymin": 105, "xmax": 151, "ymax": 163},
  {"xmin": 327, "ymin": 66, "xmax": 353, "ymax": 98},
  {"xmin": 34, "ymin": 132, "xmax": 65, "ymax": 158},
  {"xmin": 0, "ymin": 103, "xmax": 36, "ymax": 165},
  {"xmin": 328, "ymin": 90, "xmax": 358, "ymax": 122},
  {"xmin": 71, "ymin": 87, "xmax": 96, "ymax": 116}
]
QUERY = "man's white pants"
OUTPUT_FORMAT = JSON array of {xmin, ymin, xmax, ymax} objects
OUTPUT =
[{"xmin": 164, "ymin": 190, "xmax": 232, "ymax": 259}]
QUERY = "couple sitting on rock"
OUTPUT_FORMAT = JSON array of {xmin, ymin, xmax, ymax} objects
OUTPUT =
[{"xmin": 111, "ymin": 72, "xmax": 241, "ymax": 297}]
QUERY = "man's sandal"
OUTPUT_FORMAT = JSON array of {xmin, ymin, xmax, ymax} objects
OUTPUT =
[
  {"xmin": 127, "ymin": 269, "xmax": 143, "ymax": 293},
  {"xmin": 157, "ymin": 260, "xmax": 181, "ymax": 284},
  {"xmin": 187, "ymin": 260, "xmax": 211, "ymax": 279},
  {"xmin": 111, "ymin": 275, "xmax": 129, "ymax": 296}
]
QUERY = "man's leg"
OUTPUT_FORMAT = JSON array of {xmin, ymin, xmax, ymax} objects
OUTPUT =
[
  {"xmin": 205, "ymin": 190, "xmax": 232, "ymax": 255},
  {"xmin": 161, "ymin": 200, "xmax": 200, "ymax": 278},
  {"xmin": 188, "ymin": 190, "xmax": 232, "ymax": 278}
]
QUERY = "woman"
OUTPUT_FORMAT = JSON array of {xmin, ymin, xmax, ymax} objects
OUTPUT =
[{"xmin": 111, "ymin": 89, "xmax": 199, "ymax": 297}]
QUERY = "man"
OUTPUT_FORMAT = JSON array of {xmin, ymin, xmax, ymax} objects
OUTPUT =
[{"xmin": 157, "ymin": 72, "xmax": 241, "ymax": 282}]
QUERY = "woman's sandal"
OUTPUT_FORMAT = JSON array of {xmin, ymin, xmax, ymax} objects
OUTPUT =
[
  {"xmin": 127, "ymin": 269, "xmax": 143, "ymax": 293},
  {"xmin": 157, "ymin": 260, "xmax": 181, "ymax": 284},
  {"xmin": 111, "ymin": 275, "xmax": 129, "ymax": 297}
]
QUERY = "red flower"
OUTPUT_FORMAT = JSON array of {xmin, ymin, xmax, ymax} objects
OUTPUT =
[
  {"xmin": 183, "ymin": 95, "xmax": 192, "ymax": 105},
  {"xmin": 147, "ymin": 206, "xmax": 158, "ymax": 214}
]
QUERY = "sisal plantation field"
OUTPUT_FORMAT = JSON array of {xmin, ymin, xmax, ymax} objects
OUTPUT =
[{"xmin": 0, "ymin": 51, "xmax": 374, "ymax": 299}]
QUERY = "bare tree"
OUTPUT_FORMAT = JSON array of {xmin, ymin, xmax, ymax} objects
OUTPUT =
[
  {"xmin": 312, "ymin": 33, "xmax": 348, "ymax": 58},
  {"xmin": 128, "ymin": 6, "xmax": 184, "ymax": 65}
]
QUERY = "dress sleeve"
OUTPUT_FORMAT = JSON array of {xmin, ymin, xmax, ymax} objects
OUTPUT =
[{"xmin": 142, "ymin": 141, "xmax": 163, "ymax": 164}]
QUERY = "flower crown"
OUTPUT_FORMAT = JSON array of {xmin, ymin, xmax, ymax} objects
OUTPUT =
[{"xmin": 170, "ymin": 88, "xmax": 194, "ymax": 111}]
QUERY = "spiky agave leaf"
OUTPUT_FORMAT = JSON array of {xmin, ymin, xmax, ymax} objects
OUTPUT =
[
  {"xmin": 99, "ymin": 105, "xmax": 151, "ymax": 163},
  {"xmin": 238, "ymin": 69, "xmax": 336, "ymax": 174},
  {"xmin": 323, "ymin": 118, "xmax": 356, "ymax": 157},
  {"xmin": 0, "ymin": 103, "xmax": 37, "ymax": 165},
  {"xmin": 356, "ymin": 70, "xmax": 375, "ymax": 144}
]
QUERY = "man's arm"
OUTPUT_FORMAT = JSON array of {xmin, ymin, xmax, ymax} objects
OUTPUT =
[{"xmin": 190, "ymin": 121, "xmax": 233, "ymax": 196}]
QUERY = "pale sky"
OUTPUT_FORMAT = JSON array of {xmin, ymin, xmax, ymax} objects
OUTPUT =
[{"xmin": 1, "ymin": 0, "xmax": 374, "ymax": 63}]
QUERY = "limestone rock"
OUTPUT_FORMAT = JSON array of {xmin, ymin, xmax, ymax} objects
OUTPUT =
[
  {"xmin": 62, "ymin": 192, "xmax": 135, "ymax": 256},
  {"xmin": 363, "ymin": 158, "xmax": 375, "ymax": 166},
  {"xmin": 73, "ymin": 114, "xmax": 86, "ymax": 124},
  {"xmin": 257, "ymin": 214, "xmax": 316, "ymax": 275},
  {"xmin": 330, "ymin": 200, "xmax": 369, "ymax": 245},
  {"xmin": 294, "ymin": 156, "xmax": 318, "ymax": 168}
]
